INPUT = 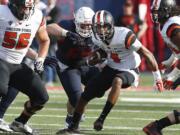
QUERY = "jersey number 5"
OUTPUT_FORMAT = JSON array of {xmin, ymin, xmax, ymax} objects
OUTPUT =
[{"xmin": 2, "ymin": 31, "xmax": 31, "ymax": 49}]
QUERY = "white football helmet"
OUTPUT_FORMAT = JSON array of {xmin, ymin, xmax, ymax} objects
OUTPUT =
[{"xmin": 74, "ymin": 7, "xmax": 95, "ymax": 38}]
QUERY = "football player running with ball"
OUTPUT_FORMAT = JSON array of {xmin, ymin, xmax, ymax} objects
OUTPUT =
[{"xmin": 57, "ymin": 10, "xmax": 163, "ymax": 134}]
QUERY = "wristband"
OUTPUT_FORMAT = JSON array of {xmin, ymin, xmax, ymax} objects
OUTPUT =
[
  {"xmin": 61, "ymin": 29, "xmax": 68, "ymax": 37},
  {"xmin": 152, "ymin": 70, "xmax": 162, "ymax": 81}
]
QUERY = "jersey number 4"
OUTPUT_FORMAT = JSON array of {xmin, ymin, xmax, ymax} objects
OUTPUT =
[
  {"xmin": 2, "ymin": 31, "xmax": 31, "ymax": 49},
  {"xmin": 111, "ymin": 53, "xmax": 121, "ymax": 63}
]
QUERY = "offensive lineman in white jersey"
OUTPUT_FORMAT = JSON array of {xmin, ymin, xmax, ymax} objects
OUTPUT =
[
  {"xmin": 57, "ymin": 10, "xmax": 163, "ymax": 134},
  {"xmin": 0, "ymin": 0, "xmax": 50, "ymax": 134},
  {"xmin": 143, "ymin": 0, "xmax": 180, "ymax": 135}
]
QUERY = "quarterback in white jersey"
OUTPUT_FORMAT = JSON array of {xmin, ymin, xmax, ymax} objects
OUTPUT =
[
  {"xmin": 0, "ymin": 0, "xmax": 50, "ymax": 134},
  {"xmin": 143, "ymin": 0, "xmax": 180, "ymax": 135},
  {"xmin": 58, "ymin": 10, "xmax": 163, "ymax": 134}
]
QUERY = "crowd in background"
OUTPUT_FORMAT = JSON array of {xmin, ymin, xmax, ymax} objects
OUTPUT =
[{"xmin": 0, "ymin": 0, "xmax": 174, "ymax": 85}]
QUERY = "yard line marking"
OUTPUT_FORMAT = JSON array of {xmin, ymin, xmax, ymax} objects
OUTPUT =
[
  {"xmin": 14, "ymin": 98, "xmax": 180, "ymax": 105},
  {"xmin": 121, "ymin": 97, "xmax": 180, "ymax": 103},
  {"xmin": 26, "ymin": 123, "xmax": 180, "ymax": 131},
  {"xmin": 8, "ymin": 107, "xmax": 171, "ymax": 113},
  {"xmin": 4, "ymin": 113, "xmax": 155, "ymax": 121}
]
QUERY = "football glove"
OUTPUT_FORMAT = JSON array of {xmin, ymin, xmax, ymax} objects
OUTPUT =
[
  {"xmin": 163, "ymin": 67, "xmax": 180, "ymax": 90},
  {"xmin": 44, "ymin": 56, "xmax": 59, "ymax": 69},
  {"xmin": 34, "ymin": 57, "xmax": 45, "ymax": 75},
  {"xmin": 66, "ymin": 31, "xmax": 84, "ymax": 46}
]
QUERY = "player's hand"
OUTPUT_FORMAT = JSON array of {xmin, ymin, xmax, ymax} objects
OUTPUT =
[
  {"xmin": 44, "ymin": 56, "xmax": 59, "ymax": 69},
  {"xmin": 154, "ymin": 79, "xmax": 164, "ymax": 92},
  {"xmin": 66, "ymin": 31, "xmax": 86, "ymax": 46},
  {"xmin": 66, "ymin": 31, "xmax": 83, "ymax": 45},
  {"xmin": 163, "ymin": 77, "xmax": 174, "ymax": 90},
  {"xmin": 34, "ymin": 57, "xmax": 45, "ymax": 75}
]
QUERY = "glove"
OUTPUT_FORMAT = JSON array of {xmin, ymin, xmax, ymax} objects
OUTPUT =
[
  {"xmin": 163, "ymin": 78, "xmax": 174, "ymax": 90},
  {"xmin": 152, "ymin": 71, "xmax": 164, "ymax": 92},
  {"xmin": 163, "ymin": 67, "xmax": 180, "ymax": 90},
  {"xmin": 44, "ymin": 56, "xmax": 59, "ymax": 69},
  {"xmin": 66, "ymin": 31, "xmax": 85, "ymax": 46},
  {"xmin": 34, "ymin": 57, "xmax": 45, "ymax": 75}
]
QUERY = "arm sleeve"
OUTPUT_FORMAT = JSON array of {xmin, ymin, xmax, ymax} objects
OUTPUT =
[{"xmin": 125, "ymin": 31, "xmax": 142, "ymax": 51}]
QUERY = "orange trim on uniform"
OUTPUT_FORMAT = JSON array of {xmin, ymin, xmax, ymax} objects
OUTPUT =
[
  {"xmin": 167, "ymin": 24, "xmax": 180, "ymax": 38},
  {"xmin": 126, "ymin": 34, "xmax": 134, "ymax": 49}
]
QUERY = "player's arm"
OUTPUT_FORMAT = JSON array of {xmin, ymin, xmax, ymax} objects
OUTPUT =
[
  {"xmin": 34, "ymin": 18, "xmax": 50, "ymax": 74},
  {"xmin": 163, "ymin": 24, "xmax": 180, "ymax": 89},
  {"xmin": 137, "ymin": 45, "xmax": 163, "ymax": 91},
  {"xmin": 47, "ymin": 23, "xmax": 82, "ymax": 45},
  {"xmin": 26, "ymin": 48, "xmax": 38, "ymax": 60},
  {"xmin": 125, "ymin": 31, "xmax": 163, "ymax": 91},
  {"xmin": 46, "ymin": 23, "xmax": 67, "ymax": 40},
  {"xmin": 36, "ymin": 21, "xmax": 50, "ymax": 59}
]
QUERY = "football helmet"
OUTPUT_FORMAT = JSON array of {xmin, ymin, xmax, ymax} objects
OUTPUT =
[
  {"xmin": 8, "ymin": 0, "xmax": 35, "ymax": 20},
  {"xmin": 74, "ymin": 7, "xmax": 95, "ymax": 38},
  {"xmin": 151, "ymin": 0, "xmax": 178, "ymax": 24},
  {"xmin": 92, "ymin": 10, "xmax": 114, "ymax": 41}
]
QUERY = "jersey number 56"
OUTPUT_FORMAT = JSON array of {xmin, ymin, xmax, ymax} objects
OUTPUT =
[{"xmin": 2, "ymin": 31, "xmax": 31, "ymax": 49}]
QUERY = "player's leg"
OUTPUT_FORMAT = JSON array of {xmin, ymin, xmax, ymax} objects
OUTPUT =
[
  {"xmin": 0, "ymin": 60, "xmax": 11, "ymax": 97},
  {"xmin": 56, "ymin": 66, "xmax": 113, "ymax": 134},
  {"xmin": 143, "ymin": 110, "xmax": 180, "ymax": 135},
  {"xmin": 57, "ymin": 68, "xmax": 83, "ymax": 126},
  {"xmin": 9, "ymin": 64, "xmax": 49, "ymax": 134},
  {"xmin": 94, "ymin": 69, "xmax": 136, "ymax": 131},
  {"xmin": 0, "ymin": 87, "xmax": 18, "ymax": 132}
]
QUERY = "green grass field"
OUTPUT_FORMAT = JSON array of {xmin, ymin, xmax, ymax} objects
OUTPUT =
[{"xmin": 2, "ymin": 74, "xmax": 180, "ymax": 135}]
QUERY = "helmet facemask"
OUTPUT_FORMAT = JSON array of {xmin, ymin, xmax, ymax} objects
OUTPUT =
[
  {"xmin": 9, "ymin": 0, "xmax": 35, "ymax": 20},
  {"xmin": 92, "ymin": 10, "xmax": 114, "ymax": 42},
  {"xmin": 151, "ymin": 0, "xmax": 177, "ymax": 25},
  {"xmin": 93, "ymin": 23, "xmax": 114, "ymax": 41},
  {"xmin": 74, "ymin": 7, "xmax": 95, "ymax": 38}
]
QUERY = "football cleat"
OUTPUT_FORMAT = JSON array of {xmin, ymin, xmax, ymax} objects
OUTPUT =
[
  {"xmin": 65, "ymin": 114, "xmax": 73, "ymax": 128},
  {"xmin": 93, "ymin": 118, "xmax": 104, "ymax": 131},
  {"xmin": 143, "ymin": 121, "xmax": 163, "ymax": 135},
  {"xmin": 10, "ymin": 120, "xmax": 38, "ymax": 135},
  {"xmin": 0, "ymin": 119, "xmax": 13, "ymax": 132}
]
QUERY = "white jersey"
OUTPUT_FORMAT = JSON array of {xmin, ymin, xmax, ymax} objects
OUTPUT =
[
  {"xmin": 93, "ymin": 27, "xmax": 142, "ymax": 71},
  {"xmin": 161, "ymin": 16, "xmax": 180, "ymax": 59},
  {"xmin": 0, "ymin": 5, "xmax": 44, "ymax": 64},
  {"xmin": 93, "ymin": 27, "xmax": 142, "ymax": 87}
]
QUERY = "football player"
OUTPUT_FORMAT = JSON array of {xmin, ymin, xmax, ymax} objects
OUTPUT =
[
  {"xmin": 0, "ymin": 0, "xmax": 50, "ymax": 134},
  {"xmin": 46, "ymin": 7, "xmax": 102, "ymax": 127},
  {"xmin": 57, "ymin": 10, "xmax": 163, "ymax": 134},
  {"xmin": 0, "ymin": 48, "xmax": 56, "ymax": 133},
  {"xmin": 143, "ymin": 0, "xmax": 180, "ymax": 135}
]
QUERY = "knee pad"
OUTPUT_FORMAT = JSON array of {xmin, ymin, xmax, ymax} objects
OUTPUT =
[
  {"xmin": 173, "ymin": 110, "xmax": 180, "ymax": 124},
  {"xmin": 24, "ymin": 101, "xmax": 45, "ymax": 115}
]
